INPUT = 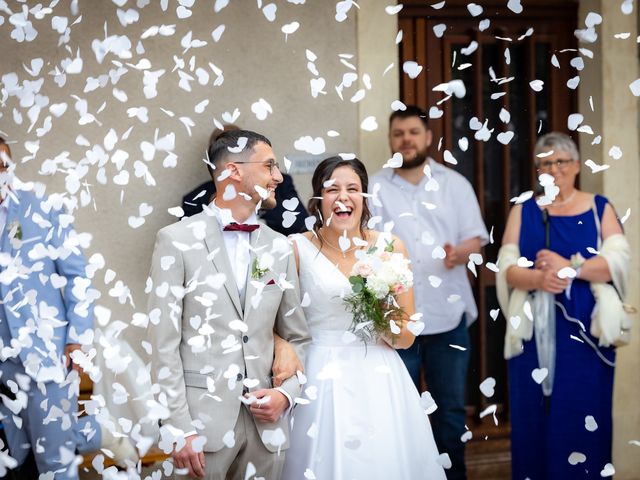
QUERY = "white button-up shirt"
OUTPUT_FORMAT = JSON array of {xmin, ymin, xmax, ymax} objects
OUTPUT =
[
  {"xmin": 0, "ymin": 195, "xmax": 8, "ymax": 235},
  {"xmin": 369, "ymin": 159, "xmax": 489, "ymax": 335},
  {"xmin": 209, "ymin": 201, "xmax": 259, "ymax": 297}
]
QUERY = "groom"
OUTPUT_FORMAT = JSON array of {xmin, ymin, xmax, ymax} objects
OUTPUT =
[{"xmin": 147, "ymin": 129, "xmax": 310, "ymax": 479}]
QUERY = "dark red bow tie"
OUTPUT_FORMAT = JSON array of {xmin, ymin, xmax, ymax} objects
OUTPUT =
[{"xmin": 223, "ymin": 223, "xmax": 260, "ymax": 232}]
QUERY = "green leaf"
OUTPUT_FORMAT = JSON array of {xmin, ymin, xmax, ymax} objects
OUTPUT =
[{"xmin": 384, "ymin": 239, "xmax": 395, "ymax": 252}]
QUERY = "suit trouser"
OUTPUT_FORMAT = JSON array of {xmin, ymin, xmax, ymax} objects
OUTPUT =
[
  {"xmin": 0, "ymin": 359, "xmax": 101, "ymax": 479},
  {"xmin": 180, "ymin": 406, "xmax": 285, "ymax": 480}
]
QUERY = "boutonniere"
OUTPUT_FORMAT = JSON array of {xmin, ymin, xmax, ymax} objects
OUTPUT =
[
  {"xmin": 251, "ymin": 252, "xmax": 274, "ymax": 280},
  {"xmin": 7, "ymin": 220, "xmax": 22, "ymax": 240}
]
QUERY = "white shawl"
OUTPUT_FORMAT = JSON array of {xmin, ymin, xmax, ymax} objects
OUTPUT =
[
  {"xmin": 496, "ymin": 233, "xmax": 631, "ymax": 359},
  {"xmin": 496, "ymin": 243, "xmax": 533, "ymax": 359},
  {"xmin": 590, "ymin": 233, "xmax": 632, "ymax": 346}
]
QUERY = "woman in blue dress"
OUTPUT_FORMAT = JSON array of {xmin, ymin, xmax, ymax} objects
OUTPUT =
[{"xmin": 499, "ymin": 132, "xmax": 628, "ymax": 479}]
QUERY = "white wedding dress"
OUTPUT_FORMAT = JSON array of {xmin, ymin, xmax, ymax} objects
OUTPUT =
[{"xmin": 282, "ymin": 234, "xmax": 446, "ymax": 480}]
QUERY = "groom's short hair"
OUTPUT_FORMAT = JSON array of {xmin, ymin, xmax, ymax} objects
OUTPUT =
[{"xmin": 206, "ymin": 129, "xmax": 272, "ymax": 180}]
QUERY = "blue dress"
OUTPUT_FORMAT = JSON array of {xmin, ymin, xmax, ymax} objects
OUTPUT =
[{"xmin": 509, "ymin": 195, "xmax": 616, "ymax": 479}]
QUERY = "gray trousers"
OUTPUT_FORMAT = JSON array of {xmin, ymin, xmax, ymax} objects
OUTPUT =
[{"xmin": 179, "ymin": 406, "xmax": 285, "ymax": 480}]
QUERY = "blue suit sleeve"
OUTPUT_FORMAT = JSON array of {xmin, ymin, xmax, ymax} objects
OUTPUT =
[{"xmin": 48, "ymin": 206, "xmax": 94, "ymax": 344}]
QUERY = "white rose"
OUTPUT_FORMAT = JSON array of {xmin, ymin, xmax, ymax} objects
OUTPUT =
[
  {"xmin": 366, "ymin": 275, "xmax": 390, "ymax": 299},
  {"xmin": 258, "ymin": 252, "xmax": 274, "ymax": 271}
]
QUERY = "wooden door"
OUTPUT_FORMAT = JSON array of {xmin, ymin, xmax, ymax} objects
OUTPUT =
[{"xmin": 398, "ymin": 0, "xmax": 578, "ymax": 423}]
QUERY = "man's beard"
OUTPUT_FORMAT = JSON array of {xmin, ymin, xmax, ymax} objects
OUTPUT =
[
  {"xmin": 397, "ymin": 147, "xmax": 429, "ymax": 170},
  {"xmin": 260, "ymin": 195, "xmax": 277, "ymax": 210}
]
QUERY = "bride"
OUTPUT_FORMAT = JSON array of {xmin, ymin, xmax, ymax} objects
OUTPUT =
[{"xmin": 281, "ymin": 157, "xmax": 446, "ymax": 479}]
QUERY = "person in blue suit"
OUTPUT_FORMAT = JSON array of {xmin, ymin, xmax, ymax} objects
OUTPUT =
[{"xmin": 0, "ymin": 138, "xmax": 137, "ymax": 478}]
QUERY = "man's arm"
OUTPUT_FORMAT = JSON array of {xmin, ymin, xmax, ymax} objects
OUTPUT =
[
  {"xmin": 444, "ymin": 177, "xmax": 489, "ymax": 269},
  {"xmin": 49, "ymin": 206, "xmax": 94, "ymax": 343},
  {"xmin": 443, "ymin": 237, "xmax": 482, "ymax": 269},
  {"xmin": 273, "ymin": 252, "xmax": 312, "ymax": 402},
  {"xmin": 146, "ymin": 228, "xmax": 195, "ymax": 434}
]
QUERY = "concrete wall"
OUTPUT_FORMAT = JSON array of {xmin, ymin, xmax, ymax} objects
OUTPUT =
[
  {"xmin": 578, "ymin": 1, "xmax": 640, "ymax": 477},
  {"xmin": 1, "ymin": 0, "xmax": 399, "ymax": 354}
]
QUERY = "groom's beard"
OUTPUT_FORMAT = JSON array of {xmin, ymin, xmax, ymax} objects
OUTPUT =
[
  {"xmin": 396, "ymin": 146, "xmax": 429, "ymax": 170},
  {"xmin": 260, "ymin": 192, "xmax": 277, "ymax": 210}
]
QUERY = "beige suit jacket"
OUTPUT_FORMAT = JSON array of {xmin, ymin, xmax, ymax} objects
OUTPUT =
[{"xmin": 147, "ymin": 210, "xmax": 311, "ymax": 453}]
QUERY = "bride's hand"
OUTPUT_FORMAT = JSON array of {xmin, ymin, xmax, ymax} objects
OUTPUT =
[
  {"xmin": 272, "ymin": 333, "xmax": 304, "ymax": 387},
  {"xmin": 381, "ymin": 313, "xmax": 415, "ymax": 350}
]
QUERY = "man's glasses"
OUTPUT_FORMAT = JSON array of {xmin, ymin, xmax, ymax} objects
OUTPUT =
[
  {"xmin": 537, "ymin": 158, "xmax": 574, "ymax": 171},
  {"xmin": 234, "ymin": 159, "xmax": 281, "ymax": 174}
]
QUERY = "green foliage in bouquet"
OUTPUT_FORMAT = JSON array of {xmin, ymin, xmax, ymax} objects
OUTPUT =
[{"xmin": 345, "ymin": 270, "xmax": 404, "ymax": 343}]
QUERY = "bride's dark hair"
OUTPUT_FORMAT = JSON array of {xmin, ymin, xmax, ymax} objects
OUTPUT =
[{"xmin": 307, "ymin": 156, "xmax": 371, "ymax": 241}]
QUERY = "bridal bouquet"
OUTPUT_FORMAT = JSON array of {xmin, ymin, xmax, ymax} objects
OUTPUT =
[{"xmin": 344, "ymin": 240, "xmax": 413, "ymax": 342}]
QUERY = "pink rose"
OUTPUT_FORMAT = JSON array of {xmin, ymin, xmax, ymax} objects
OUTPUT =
[
  {"xmin": 392, "ymin": 283, "xmax": 405, "ymax": 295},
  {"xmin": 355, "ymin": 262, "xmax": 374, "ymax": 278}
]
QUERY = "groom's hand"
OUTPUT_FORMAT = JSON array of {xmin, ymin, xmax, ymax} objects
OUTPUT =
[
  {"xmin": 249, "ymin": 389, "xmax": 289, "ymax": 423},
  {"xmin": 172, "ymin": 434, "xmax": 205, "ymax": 478}
]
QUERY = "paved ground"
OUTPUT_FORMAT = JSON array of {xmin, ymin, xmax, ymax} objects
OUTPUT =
[{"xmin": 80, "ymin": 462, "xmax": 171, "ymax": 479}]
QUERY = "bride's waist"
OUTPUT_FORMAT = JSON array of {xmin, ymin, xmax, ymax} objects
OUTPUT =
[{"xmin": 309, "ymin": 328, "xmax": 387, "ymax": 348}]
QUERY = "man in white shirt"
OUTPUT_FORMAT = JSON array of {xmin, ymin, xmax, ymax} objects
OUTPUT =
[
  {"xmin": 369, "ymin": 107, "xmax": 488, "ymax": 480},
  {"xmin": 147, "ymin": 129, "xmax": 310, "ymax": 479}
]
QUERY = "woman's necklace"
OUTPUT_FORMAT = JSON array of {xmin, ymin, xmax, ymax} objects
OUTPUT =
[
  {"xmin": 317, "ymin": 230, "xmax": 361, "ymax": 258},
  {"xmin": 551, "ymin": 189, "xmax": 577, "ymax": 207}
]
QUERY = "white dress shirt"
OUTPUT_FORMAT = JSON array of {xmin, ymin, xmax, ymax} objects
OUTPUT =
[
  {"xmin": 370, "ymin": 159, "xmax": 489, "ymax": 335},
  {"xmin": 209, "ymin": 201, "xmax": 258, "ymax": 298},
  {"xmin": 0, "ymin": 195, "xmax": 8, "ymax": 235}
]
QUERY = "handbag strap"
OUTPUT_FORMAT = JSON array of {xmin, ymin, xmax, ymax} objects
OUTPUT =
[{"xmin": 591, "ymin": 197, "xmax": 602, "ymax": 250}]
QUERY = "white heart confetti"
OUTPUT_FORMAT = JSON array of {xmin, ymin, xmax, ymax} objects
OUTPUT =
[
  {"xmin": 383, "ymin": 152, "xmax": 403, "ymax": 169},
  {"xmin": 517, "ymin": 257, "xmax": 533, "ymax": 268},
  {"xmin": 479, "ymin": 377, "xmax": 496, "ymax": 397},
  {"xmin": 251, "ymin": 98, "xmax": 273, "ymax": 121},
  {"xmin": 443, "ymin": 150, "xmax": 457, "ymax": 165},
  {"xmin": 531, "ymin": 367, "xmax": 548, "ymax": 384},
  {"xmin": 568, "ymin": 113, "xmax": 584, "ymax": 131},
  {"xmin": 585, "ymin": 415, "xmax": 598, "ymax": 432},
  {"xmin": 211, "ymin": 24, "xmax": 225, "ymax": 42},
  {"xmin": 600, "ymin": 463, "xmax": 615, "ymax": 477},
  {"xmin": 281, "ymin": 21, "xmax": 300, "ymax": 40},
  {"xmin": 467, "ymin": 3, "xmax": 483, "ymax": 17},
  {"xmin": 433, "ymin": 23, "xmax": 447, "ymax": 38},
  {"xmin": 507, "ymin": 0, "xmax": 523, "ymax": 14},
  {"xmin": 403, "ymin": 61, "xmax": 423, "ymax": 79},
  {"xmin": 406, "ymin": 321, "xmax": 425, "ymax": 336},
  {"xmin": 529, "ymin": 79, "xmax": 544, "ymax": 92},
  {"xmin": 568, "ymin": 452, "xmax": 586, "ymax": 465},
  {"xmin": 497, "ymin": 131, "xmax": 514, "ymax": 145},
  {"xmin": 262, "ymin": 3, "xmax": 277, "ymax": 22},
  {"xmin": 360, "ymin": 116, "xmax": 378, "ymax": 132},
  {"xmin": 294, "ymin": 136, "xmax": 325, "ymax": 155}
]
